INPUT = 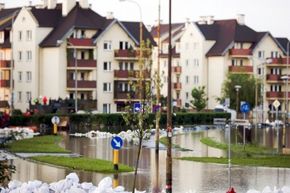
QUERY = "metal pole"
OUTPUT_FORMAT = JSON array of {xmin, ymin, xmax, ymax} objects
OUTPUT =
[
  {"xmin": 74, "ymin": 48, "xmax": 78, "ymax": 113},
  {"xmin": 286, "ymin": 42, "xmax": 289, "ymax": 124},
  {"xmin": 166, "ymin": 0, "xmax": 172, "ymax": 192},
  {"xmin": 226, "ymin": 124, "xmax": 231, "ymax": 188}
]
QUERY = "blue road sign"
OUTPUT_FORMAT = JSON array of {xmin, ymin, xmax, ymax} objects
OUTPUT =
[
  {"xmin": 111, "ymin": 136, "xmax": 123, "ymax": 150},
  {"xmin": 134, "ymin": 103, "xmax": 141, "ymax": 112},
  {"xmin": 240, "ymin": 102, "xmax": 250, "ymax": 113}
]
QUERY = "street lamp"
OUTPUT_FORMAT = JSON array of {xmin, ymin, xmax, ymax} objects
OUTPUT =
[
  {"xmin": 234, "ymin": 85, "xmax": 241, "ymax": 119},
  {"xmin": 57, "ymin": 40, "xmax": 78, "ymax": 113}
]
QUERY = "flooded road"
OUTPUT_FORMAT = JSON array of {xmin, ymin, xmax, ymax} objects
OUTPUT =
[{"xmin": 10, "ymin": 127, "xmax": 290, "ymax": 193}]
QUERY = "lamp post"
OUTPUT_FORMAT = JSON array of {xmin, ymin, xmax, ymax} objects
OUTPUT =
[
  {"xmin": 235, "ymin": 85, "xmax": 241, "ymax": 119},
  {"xmin": 286, "ymin": 41, "xmax": 290, "ymax": 125}
]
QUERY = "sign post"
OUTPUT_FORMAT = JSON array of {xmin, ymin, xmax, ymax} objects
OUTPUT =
[
  {"xmin": 111, "ymin": 136, "xmax": 123, "ymax": 188},
  {"xmin": 51, "ymin": 116, "xmax": 60, "ymax": 135},
  {"xmin": 240, "ymin": 102, "xmax": 250, "ymax": 149}
]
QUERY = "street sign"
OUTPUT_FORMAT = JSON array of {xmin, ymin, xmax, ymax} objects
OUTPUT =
[
  {"xmin": 111, "ymin": 136, "xmax": 123, "ymax": 150},
  {"xmin": 51, "ymin": 116, "xmax": 60, "ymax": 125},
  {"xmin": 240, "ymin": 102, "xmax": 250, "ymax": 113},
  {"xmin": 134, "ymin": 103, "xmax": 141, "ymax": 112},
  {"xmin": 273, "ymin": 100, "xmax": 280, "ymax": 109}
]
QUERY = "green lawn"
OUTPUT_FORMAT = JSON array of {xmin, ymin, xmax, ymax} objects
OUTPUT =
[
  {"xmin": 31, "ymin": 156, "xmax": 134, "ymax": 173},
  {"xmin": 179, "ymin": 137, "xmax": 290, "ymax": 168},
  {"xmin": 8, "ymin": 135, "xmax": 70, "ymax": 153}
]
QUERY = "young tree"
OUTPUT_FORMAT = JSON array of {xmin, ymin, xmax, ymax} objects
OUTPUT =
[
  {"xmin": 221, "ymin": 74, "xmax": 261, "ymax": 110},
  {"xmin": 190, "ymin": 86, "xmax": 208, "ymax": 111},
  {"xmin": 122, "ymin": 39, "xmax": 153, "ymax": 193}
]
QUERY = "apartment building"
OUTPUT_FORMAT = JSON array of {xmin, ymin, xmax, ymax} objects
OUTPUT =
[
  {"xmin": 151, "ymin": 15, "xmax": 290, "ymax": 118},
  {"xmin": 0, "ymin": 0, "xmax": 155, "ymax": 113}
]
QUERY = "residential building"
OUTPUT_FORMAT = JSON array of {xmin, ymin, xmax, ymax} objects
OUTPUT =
[
  {"xmin": 151, "ymin": 15, "xmax": 290, "ymax": 120},
  {"xmin": 0, "ymin": 0, "xmax": 155, "ymax": 113}
]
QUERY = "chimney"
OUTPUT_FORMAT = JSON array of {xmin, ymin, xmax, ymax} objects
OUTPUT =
[
  {"xmin": 206, "ymin": 16, "xmax": 214, "ymax": 25},
  {"xmin": 198, "ymin": 16, "xmax": 207, "ymax": 25},
  {"xmin": 79, "ymin": 0, "xmax": 89, "ymax": 9},
  {"xmin": 106, "ymin": 12, "xmax": 114, "ymax": 19},
  {"xmin": 62, "ymin": 0, "xmax": 76, "ymax": 16},
  {"xmin": 0, "ymin": 3, "xmax": 5, "ymax": 10},
  {"xmin": 237, "ymin": 14, "xmax": 245, "ymax": 25},
  {"xmin": 47, "ymin": 0, "xmax": 57, "ymax": 9}
]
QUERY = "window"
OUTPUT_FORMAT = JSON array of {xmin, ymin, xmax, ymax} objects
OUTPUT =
[
  {"xmin": 26, "ymin": 30, "xmax": 32, "ymax": 41},
  {"xmin": 26, "ymin": 71, "xmax": 32, "ymax": 82},
  {"xmin": 18, "ymin": 91, "xmax": 22, "ymax": 102},
  {"xmin": 26, "ymin": 91, "xmax": 31, "ymax": 102},
  {"xmin": 270, "ymin": 84, "xmax": 281, "ymax": 92},
  {"xmin": 258, "ymin": 51, "xmax": 265, "ymax": 59},
  {"xmin": 18, "ymin": 51, "xmax": 22, "ymax": 61},
  {"xmin": 18, "ymin": 31, "xmax": 22, "ymax": 41},
  {"xmin": 271, "ymin": 68, "xmax": 281, "ymax": 75},
  {"xmin": 194, "ymin": 59, "xmax": 199, "ymax": 67},
  {"xmin": 186, "ymin": 76, "xmax": 189, "ymax": 84},
  {"xmin": 18, "ymin": 71, "xmax": 22, "ymax": 82},
  {"xmin": 193, "ymin": 75, "xmax": 199, "ymax": 85},
  {"xmin": 103, "ymin": 82, "xmax": 111, "ymax": 92},
  {"xmin": 103, "ymin": 103, "xmax": 111, "ymax": 114},
  {"xmin": 103, "ymin": 61, "xmax": 111, "ymax": 71},
  {"xmin": 80, "ymin": 72, "xmax": 85, "ymax": 80},
  {"xmin": 27, "ymin": 51, "xmax": 32, "ymax": 61},
  {"xmin": 271, "ymin": 51, "xmax": 279, "ymax": 58},
  {"xmin": 103, "ymin": 41, "xmax": 112, "ymax": 50}
]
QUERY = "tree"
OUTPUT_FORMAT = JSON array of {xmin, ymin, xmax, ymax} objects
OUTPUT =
[
  {"xmin": 221, "ymin": 74, "xmax": 261, "ymax": 110},
  {"xmin": 122, "ymin": 39, "xmax": 153, "ymax": 193},
  {"xmin": 190, "ymin": 86, "xmax": 208, "ymax": 111}
]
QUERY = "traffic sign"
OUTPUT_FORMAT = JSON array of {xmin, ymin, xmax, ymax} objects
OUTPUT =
[
  {"xmin": 273, "ymin": 100, "xmax": 280, "ymax": 109},
  {"xmin": 111, "ymin": 136, "xmax": 123, "ymax": 150},
  {"xmin": 240, "ymin": 102, "xmax": 250, "ymax": 113},
  {"xmin": 134, "ymin": 103, "xmax": 141, "ymax": 112},
  {"xmin": 51, "ymin": 116, "xmax": 60, "ymax": 125}
]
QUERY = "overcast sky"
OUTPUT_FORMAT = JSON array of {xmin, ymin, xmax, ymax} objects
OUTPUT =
[{"xmin": 3, "ymin": 0, "xmax": 290, "ymax": 39}]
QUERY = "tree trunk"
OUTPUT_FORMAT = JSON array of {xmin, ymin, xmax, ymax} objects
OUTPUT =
[{"xmin": 132, "ymin": 137, "xmax": 143, "ymax": 193}]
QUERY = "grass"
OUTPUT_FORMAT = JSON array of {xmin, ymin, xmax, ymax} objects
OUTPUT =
[
  {"xmin": 179, "ymin": 137, "xmax": 290, "ymax": 168},
  {"xmin": 179, "ymin": 156, "xmax": 290, "ymax": 168},
  {"xmin": 31, "ymin": 156, "xmax": 134, "ymax": 173},
  {"xmin": 200, "ymin": 137, "xmax": 275, "ymax": 156},
  {"xmin": 160, "ymin": 136, "xmax": 192, "ymax": 151},
  {"xmin": 7, "ymin": 135, "xmax": 70, "ymax": 153}
]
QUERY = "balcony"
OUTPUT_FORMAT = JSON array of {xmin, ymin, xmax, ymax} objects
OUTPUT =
[
  {"xmin": 67, "ymin": 38, "xmax": 95, "ymax": 47},
  {"xmin": 173, "ymin": 82, "xmax": 182, "ymax": 90},
  {"xmin": 266, "ymin": 91, "xmax": 290, "ymax": 99},
  {"xmin": 114, "ymin": 92, "xmax": 140, "ymax": 101},
  {"xmin": 114, "ymin": 49, "xmax": 138, "ymax": 59},
  {"xmin": 67, "ymin": 80, "xmax": 96, "ymax": 89},
  {"xmin": 229, "ymin": 49, "xmax": 252, "ymax": 57},
  {"xmin": 268, "ymin": 58, "xmax": 290, "ymax": 66},
  {"xmin": 0, "ymin": 60, "xmax": 11, "ymax": 68},
  {"xmin": 266, "ymin": 74, "xmax": 283, "ymax": 82},
  {"xmin": 114, "ymin": 70, "xmax": 150, "ymax": 79},
  {"xmin": 0, "ymin": 80, "xmax": 10, "ymax": 88},
  {"xmin": 0, "ymin": 100, "xmax": 9, "ymax": 108},
  {"xmin": 67, "ymin": 59, "xmax": 97, "ymax": 68},
  {"xmin": 229, "ymin": 66, "xmax": 253, "ymax": 73},
  {"xmin": 173, "ymin": 66, "xmax": 182, "ymax": 74}
]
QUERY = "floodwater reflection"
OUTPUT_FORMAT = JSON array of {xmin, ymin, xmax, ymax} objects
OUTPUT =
[{"xmin": 10, "ymin": 127, "xmax": 290, "ymax": 192}]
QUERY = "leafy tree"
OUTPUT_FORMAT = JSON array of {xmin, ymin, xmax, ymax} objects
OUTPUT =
[
  {"xmin": 190, "ymin": 86, "xmax": 208, "ymax": 111},
  {"xmin": 221, "ymin": 74, "xmax": 261, "ymax": 110},
  {"xmin": 122, "ymin": 39, "xmax": 153, "ymax": 193}
]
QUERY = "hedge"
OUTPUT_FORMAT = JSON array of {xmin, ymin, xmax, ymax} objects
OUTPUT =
[{"xmin": 8, "ymin": 112, "xmax": 230, "ymax": 133}]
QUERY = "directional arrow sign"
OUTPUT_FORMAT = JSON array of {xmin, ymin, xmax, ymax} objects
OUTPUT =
[
  {"xmin": 111, "ymin": 136, "xmax": 123, "ymax": 150},
  {"xmin": 240, "ymin": 102, "xmax": 250, "ymax": 113},
  {"xmin": 134, "ymin": 103, "xmax": 141, "ymax": 113}
]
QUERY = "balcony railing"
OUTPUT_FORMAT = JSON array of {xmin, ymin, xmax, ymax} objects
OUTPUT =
[
  {"xmin": 0, "ymin": 100, "xmax": 9, "ymax": 108},
  {"xmin": 229, "ymin": 49, "xmax": 252, "ymax": 56},
  {"xmin": 114, "ymin": 92, "xmax": 141, "ymax": 100},
  {"xmin": 229, "ymin": 66, "xmax": 253, "ymax": 73},
  {"xmin": 0, "ymin": 80, "xmax": 10, "ymax": 88},
  {"xmin": 266, "ymin": 91, "xmax": 290, "ymax": 99},
  {"xmin": 173, "ymin": 66, "xmax": 182, "ymax": 74},
  {"xmin": 67, "ymin": 38, "xmax": 95, "ymax": 47},
  {"xmin": 114, "ymin": 50, "xmax": 137, "ymax": 58},
  {"xmin": 266, "ymin": 74, "xmax": 283, "ymax": 82},
  {"xmin": 269, "ymin": 58, "xmax": 290, "ymax": 65},
  {"xmin": 114, "ymin": 70, "xmax": 150, "ymax": 79},
  {"xmin": 0, "ymin": 60, "xmax": 11, "ymax": 68},
  {"xmin": 67, "ymin": 59, "xmax": 97, "ymax": 68},
  {"xmin": 173, "ymin": 82, "xmax": 182, "ymax": 90},
  {"xmin": 67, "ymin": 80, "xmax": 96, "ymax": 89}
]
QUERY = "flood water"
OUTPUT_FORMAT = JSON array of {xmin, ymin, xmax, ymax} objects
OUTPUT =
[{"xmin": 9, "ymin": 126, "xmax": 290, "ymax": 193}]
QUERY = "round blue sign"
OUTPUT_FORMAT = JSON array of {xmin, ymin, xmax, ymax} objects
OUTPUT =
[
  {"xmin": 111, "ymin": 136, "xmax": 123, "ymax": 150},
  {"xmin": 240, "ymin": 102, "xmax": 250, "ymax": 113}
]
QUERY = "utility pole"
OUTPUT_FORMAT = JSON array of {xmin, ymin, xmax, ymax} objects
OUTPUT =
[{"xmin": 166, "ymin": 0, "xmax": 172, "ymax": 192}]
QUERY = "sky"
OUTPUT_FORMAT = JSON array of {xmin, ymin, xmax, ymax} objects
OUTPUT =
[{"xmin": 2, "ymin": 0, "xmax": 290, "ymax": 39}]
